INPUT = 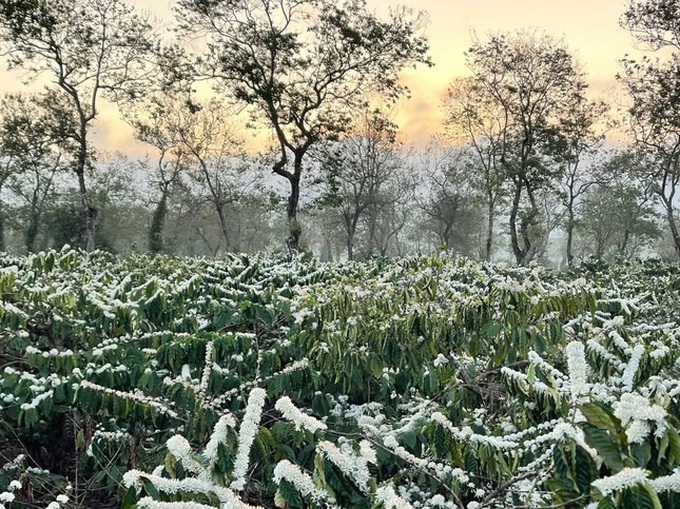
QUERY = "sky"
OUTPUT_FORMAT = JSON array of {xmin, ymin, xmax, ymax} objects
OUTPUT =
[
  {"xmin": 390, "ymin": 0, "xmax": 639, "ymax": 141},
  {"xmin": 1, "ymin": 0, "xmax": 644, "ymax": 153}
]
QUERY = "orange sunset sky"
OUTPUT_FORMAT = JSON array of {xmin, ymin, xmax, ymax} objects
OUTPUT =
[{"xmin": 1, "ymin": 0, "xmax": 643, "ymax": 152}]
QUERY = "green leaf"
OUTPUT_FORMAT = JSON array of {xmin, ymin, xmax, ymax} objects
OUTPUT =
[
  {"xmin": 313, "ymin": 452, "xmax": 335, "ymax": 500},
  {"xmin": 480, "ymin": 320, "xmax": 501, "ymax": 339},
  {"xmin": 631, "ymin": 442, "xmax": 652, "ymax": 469},
  {"xmin": 527, "ymin": 363, "xmax": 536, "ymax": 386},
  {"xmin": 573, "ymin": 443, "xmax": 596, "ymax": 494},
  {"xmin": 164, "ymin": 453, "xmax": 177, "ymax": 478},
  {"xmin": 597, "ymin": 497, "xmax": 617, "ymax": 509},
  {"xmin": 659, "ymin": 431, "xmax": 669, "ymax": 464},
  {"xmin": 641, "ymin": 484, "xmax": 663, "ymax": 509},
  {"xmin": 274, "ymin": 488, "xmax": 287, "ymax": 509},
  {"xmin": 400, "ymin": 430, "xmax": 417, "ymax": 450},
  {"xmin": 141, "ymin": 476, "xmax": 160, "ymax": 500},
  {"xmin": 666, "ymin": 427, "xmax": 680, "ymax": 466},
  {"xmin": 113, "ymin": 396, "xmax": 129, "ymax": 418},
  {"xmin": 121, "ymin": 487, "xmax": 138, "ymax": 509},
  {"xmin": 23, "ymin": 406, "xmax": 39, "ymax": 427},
  {"xmin": 581, "ymin": 423, "xmax": 624, "ymax": 472},
  {"xmin": 620, "ymin": 484, "xmax": 662, "ymax": 509},
  {"xmin": 580, "ymin": 402, "xmax": 621, "ymax": 435},
  {"xmin": 277, "ymin": 479, "xmax": 304, "ymax": 509},
  {"xmin": 275, "ymin": 444, "xmax": 296, "ymax": 461},
  {"xmin": 311, "ymin": 393, "xmax": 331, "ymax": 416},
  {"xmin": 432, "ymin": 422, "xmax": 449, "ymax": 456},
  {"xmin": 324, "ymin": 461, "xmax": 369, "ymax": 508}
]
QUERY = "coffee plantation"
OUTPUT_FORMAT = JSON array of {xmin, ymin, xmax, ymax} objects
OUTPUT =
[{"xmin": 1, "ymin": 249, "xmax": 680, "ymax": 508}]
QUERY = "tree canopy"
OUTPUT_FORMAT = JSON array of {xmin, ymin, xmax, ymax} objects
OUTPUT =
[{"xmin": 175, "ymin": 0, "xmax": 432, "ymax": 252}]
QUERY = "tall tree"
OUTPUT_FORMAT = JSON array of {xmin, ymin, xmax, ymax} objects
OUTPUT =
[
  {"xmin": 363, "ymin": 165, "xmax": 414, "ymax": 258},
  {"xmin": 175, "ymin": 0, "xmax": 431, "ymax": 253},
  {"xmin": 0, "ymin": 91, "xmax": 73, "ymax": 252},
  {"xmin": 577, "ymin": 152, "xmax": 660, "ymax": 261},
  {"xmin": 167, "ymin": 95, "xmax": 262, "ymax": 254},
  {"xmin": 316, "ymin": 110, "xmax": 403, "ymax": 260},
  {"xmin": 417, "ymin": 145, "xmax": 484, "ymax": 256},
  {"xmin": 553, "ymin": 99, "xmax": 608, "ymax": 267},
  {"xmin": 462, "ymin": 30, "xmax": 589, "ymax": 265},
  {"xmin": 125, "ymin": 94, "xmax": 189, "ymax": 254},
  {"xmin": 443, "ymin": 78, "xmax": 506, "ymax": 261},
  {"xmin": 0, "ymin": 0, "xmax": 156, "ymax": 251},
  {"xmin": 620, "ymin": 0, "xmax": 680, "ymax": 256}
]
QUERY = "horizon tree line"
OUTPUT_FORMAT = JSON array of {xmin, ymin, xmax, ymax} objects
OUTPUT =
[{"xmin": 0, "ymin": 0, "xmax": 677, "ymax": 266}]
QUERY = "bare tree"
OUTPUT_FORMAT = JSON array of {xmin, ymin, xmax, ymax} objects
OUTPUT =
[
  {"xmin": 316, "ymin": 110, "xmax": 404, "ymax": 260},
  {"xmin": 443, "ymin": 78, "xmax": 506, "ymax": 261},
  {"xmin": 417, "ymin": 146, "xmax": 485, "ymax": 256},
  {"xmin": 553, "ymin": 99, "xmax": 609, "ymax": 266},
  {"xmin": 175, "ymin": 0, "xmax": 432, "ymax": 253},
  {"xmin": 125, "ymin": 94, "xmax": 191, "ymax": 253},
  {"xmin": 619, "ymin": 1, "xmax": 680, "ymax": 256},
  {"xmin": 461, "ymin": 30, "xmax": 589, "ymax": 265},
  {"xmin": 0, "ymin": 91, "xmax": 74, "ymax": 252},
  {"xmin": 0, "ymin": 0, "xmax": 156, "ymax": 251},
  {"xmin": 132, "ymin": 93, "xmax": 264, "ymax": 254},
  {"xmin": 577, "ymin": 152, "xmax": 661, "ymax": 261},
  {"xmin": 361, "ymin": 165, "xmax": 415, "ymax": 258},
  {"xmin": 176, "ymin": 97, "xmax": 264, "ymax": 254}
]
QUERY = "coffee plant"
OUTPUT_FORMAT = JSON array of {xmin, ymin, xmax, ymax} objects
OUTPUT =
[{"xmin": 1, "ymin": 249, "xmax": 680, "ymax": 508}]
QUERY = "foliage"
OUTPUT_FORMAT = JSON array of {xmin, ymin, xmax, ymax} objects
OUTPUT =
[
  {"xmin": 174, "ymin": 0, "xmax": 432, "ymax": 251},
  {"xmin": 619, "ymin": 0, "xmax": 680, "ymax": 258},
  {"xmin": 314, "ymin": 109, "xmax": 413, "ymax": 261},
  {"xmin": 0, "ymin": 91, "xmax": 73, "ymax": 253},
  {"xmin": 1, "ymin": 251, "xmax": 680, "ymax": 507},
  {"xmin": 0, "ymin": 0, "xmax": 157, "ymax": 251},
  {"xmin": 461, "ymin": 30, "xmax": 590, "ymax": 265},
  {"xmin": 576, "ymin": 155, "xmax": 661, "ymax": 262},
  {"xmin": 417, "ymin": 146, "xmax": 485, "ymax": 257},
  {"xmin": 621, "ymin": 0, "xmax": 680, "ymax": 50}
]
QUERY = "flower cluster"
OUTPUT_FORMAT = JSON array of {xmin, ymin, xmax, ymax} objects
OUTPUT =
[
  {"xmin": 592, "ymin": 467, "xmax": 649, "ymax": 496},
  {"xmin": 79, "ymin": 380, "xmax": 179, "ymax": 418},
  {"xmin": 565, "ymin": 341, "xmax": 588, "ymax": 400},
  {"xmin": 317, "ymin": 440, "xmax": 374, "ymax": 493},
  {"xmin": 166, "ymin": 435, "xmax": 205, "ymax": 476},
  {"xmin": 613, "ymin": 392, "xmax": 668, "ymax": 444},
  {"xmin": 375, "ymin": 484, "xmax": 414, "ymax": 509},
  {"xmin": 275, "ymin": 396, "xmax": 327, "ymax": 433},
  {"xmin": 231, "ymin": 388, "xmax": 267, "ymax": 491},
  {"xmin": 203, "ymin": 414, "xmax": 236, "ymax": 466},
  {"xmin": 272, "ymin": 460, "xmax": 332, "ymax": 504}
]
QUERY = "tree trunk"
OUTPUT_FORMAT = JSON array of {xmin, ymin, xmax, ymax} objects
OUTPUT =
[
  {"xmin": 345, "ymin": 213, "xmax": 361, "ymax": 261},
  {"xmin": 566, "ymin": 206, "xmax": 575, "ymax": 267},
  {"xmin": 442, "ymin": 222, "xmax": 452, "ymax": 249},
  {"xmin": 0, "ymin": 209, "xmax": 5, "ymax": 252},
  {"xmin": 518, "ymin": 185, "xmax": 542, "ymax": 265},
  {"xmin": 273, "ymin": 148, "xmax": 306, "ymax": 256},
  {"xmin": 286, "ymin": 168, "xmax": 302, "ymax": 255},
  {"xmin": 75, "ymin": 129, "xmax": 96, "ymax": 252},
  {"xmin": 665, "ymin": 200, "xmax": 680, "ymax": 258},
  {"xmin": 485, "ymin": 194, "xmax": 494, "ymax": 262},
  {"xmin": 619, "ymin": 228, "xmax": 631, "ymax": 257},
  {"xmin": 25, "ymin": 213, "xmax": 40, "ymax": 253},
  {"xmin": 509, "ymin": 181, "xmax": 525, "ymax": 265},
  {"xmin": 149, "ymin": 191, "xmax": 168, "ymax": 254},
  {"xmin": 215, "ymin": 203, "xmax": 231, "ymax": 253},
  {"xmin": 322, "ymin": 236, "xmax": 333, "ymax": 262}
]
